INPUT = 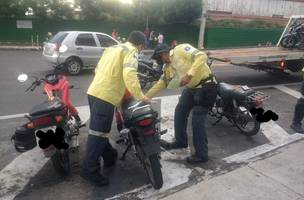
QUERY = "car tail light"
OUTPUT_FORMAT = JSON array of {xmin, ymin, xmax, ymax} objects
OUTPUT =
[
  {"xmin": 137, "ymin": 118, "xmax": 153, "ymax": 127},
  {"xmin": 144, "ymin": 129, "xmax": 156, "ymax": 136},
  {"xmin": 33, "ymin": 116, "xmax": 52, "ymax": 126},
  {"xmin": 54, "ymin": 43, "xmax": 61, "ymax": 52}
]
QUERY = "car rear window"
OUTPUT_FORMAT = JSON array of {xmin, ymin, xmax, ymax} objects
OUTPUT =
[
  {"xmin": 75, "ymin": 33, "xmax": 97, "ymax": 46},
  {"xmin": 49, "ymin": 32, "xmax": 68, "ymax": 44}
]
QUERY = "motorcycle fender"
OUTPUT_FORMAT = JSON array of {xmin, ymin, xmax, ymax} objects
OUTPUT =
[{"xmin": 141, "ymin": 136, "xmax": 161, "ymax": 157}]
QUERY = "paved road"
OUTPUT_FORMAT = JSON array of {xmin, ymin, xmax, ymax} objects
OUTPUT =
[{"xmin": 0, "ymin": 50, "xmax": 303, "ymax": 200}]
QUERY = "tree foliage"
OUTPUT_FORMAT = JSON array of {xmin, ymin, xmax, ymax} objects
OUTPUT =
[{"xmin": 0, "ymin": 0, "xmax": 202, "ymax": 24}]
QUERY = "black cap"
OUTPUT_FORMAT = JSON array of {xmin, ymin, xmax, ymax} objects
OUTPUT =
[{"xmin": 151, "ymin": 43, "xmax": 171, "ymax": 59}]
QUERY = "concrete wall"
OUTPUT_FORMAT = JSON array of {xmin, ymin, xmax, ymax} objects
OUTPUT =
[{"xmin": 205, "ymin": 0, "xmax": 304, "ymax": 18}]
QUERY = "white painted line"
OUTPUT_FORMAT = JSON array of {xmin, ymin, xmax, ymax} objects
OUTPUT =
[
  {"xmin": 0, "ymin": 147, "xmax": 49, "ymax": 200},
  {"xmin": 158, "ymin": 95, "xmax": 179, "ymax": 143},
  {"xmin": 0, "ymin": 105, "xmax": 90, "ymax": 121},
  {"xmin": 251, "ymin": 82, "xmax": 300, "ymax": 90},
  {"xmin": 0, "ymin": 113, "xmax": 27, "ymax": 120},
  {"xmin": 223, "ymin": 133, "xmax": 304, "ymax": 163},
  {"xmin": 261, "ymin": 121, "xmax": 290, "ymax": 146},
  {"xmin": 224, "ymin": 121, "xmax": 304, "ymax": 164},
  {"xmin": 274, "ymin": 85, "xmax": 302, "ymax": 99}
]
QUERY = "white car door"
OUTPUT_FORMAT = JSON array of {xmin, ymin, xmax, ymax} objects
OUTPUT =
[{"xmin": 74, "ymin": 33, "xmax": 101, "ymax": 67}]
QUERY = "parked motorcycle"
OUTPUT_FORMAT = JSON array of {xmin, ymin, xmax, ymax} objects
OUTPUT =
[
  {"xmin": 209, "ymin": 82, "xmax": 269, "ymax": 136},
  {"xmin": 12, "ymin": 64, "xmax": 84, "ymax": 176},
  {"xmin": 280, "ymin": 20, "xmax": 304, "ymax": 49},
  {"xmin": 114, "ymin": 91, "xmax": 166, "ymax": 189}
]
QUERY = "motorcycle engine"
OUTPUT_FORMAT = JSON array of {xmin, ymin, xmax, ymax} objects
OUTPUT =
[{"xmin": 65, "ymin": 118, "xmax": 79, "ymax": 149}]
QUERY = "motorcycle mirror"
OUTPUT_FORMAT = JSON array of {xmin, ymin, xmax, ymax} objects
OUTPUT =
[{"xmin": 17, "ymin": 74, "xmax": 28, "ymax": 82}]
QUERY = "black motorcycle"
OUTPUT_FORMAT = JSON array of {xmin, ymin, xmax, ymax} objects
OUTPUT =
[
  {"xmin": 209, "ymin": 83, "xmax": 269, "ymax": 136},
  {"xmin": 280, "ymin": 20, "xmax": 304, "ymax": 49},
  {"xmin": 115, "ymin": 98, "xmax": 166, "ymax": 189},
  {"xmin": 137, "ymin": 59, "xmax": 163, "ymax": 90}
]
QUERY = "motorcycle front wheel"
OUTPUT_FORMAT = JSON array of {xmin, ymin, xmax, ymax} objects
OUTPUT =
[
  {"xmin": 280, "ymin": 35, "xmax": 297, "ymax": 48},
  {"xmin": 233, "ymin": 108, "xmax": 260, "ymax": 136},
  {"xmin": 51, "ymin": 149, "xmax": 71, "ymax": 176},
  {"xmin": 144, "ymin": 153, "xmax": 163, "ymax": 189}
]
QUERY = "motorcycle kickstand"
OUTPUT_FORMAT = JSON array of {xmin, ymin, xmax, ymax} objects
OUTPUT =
[
  {"xmin": 212, "ymin": 117, "xmax": 222, "ymax": 126},
  {"xmin": 120, "ymin": 144, "xmax": 131, "ymax": 161}
]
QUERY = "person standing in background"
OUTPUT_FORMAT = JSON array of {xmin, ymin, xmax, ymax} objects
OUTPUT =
[{"xmin": 158, "ymin": 33, "xmax": 164, "ymax": 44}]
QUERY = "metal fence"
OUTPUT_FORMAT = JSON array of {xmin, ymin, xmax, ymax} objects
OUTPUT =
[{"xmin": 0, "ymin": 18, "xmax": 283, "ymax": 49}]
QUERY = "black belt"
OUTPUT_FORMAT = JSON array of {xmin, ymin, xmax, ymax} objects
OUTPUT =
[{"xmin": 195, "ymin": 74, "xmax": 216, "ymax": 88}]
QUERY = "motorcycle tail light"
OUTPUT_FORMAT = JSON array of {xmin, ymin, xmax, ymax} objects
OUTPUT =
[
  {"xmin": 55, "ymin": 115, "xmax": 63, "ymax": 122},
  {"xmin": 144, "ymin": 129, "xmax": 156, "ymax": 136},
  {"xmin": 27, "ymin": 122, "xmax": 35, "ymax": 129},
  {"xmin": 33, "ymin": 116, "xmax": 52, "ymax": 126},
  {"xmin": 137, "ymin": 118, "xmax": 153, "ymax": 127},
  {"xmin": 255, "ymin": 99, "xmax": 263, "ymax": 107},
  {"xmin": 280, "ymin": 61, "xmax": 286, "ymax": 70}
]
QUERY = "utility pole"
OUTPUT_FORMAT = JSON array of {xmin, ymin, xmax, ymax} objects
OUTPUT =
[{"xmin": 198, "ymin": 0, "xmax": 207, "ymax": 49}]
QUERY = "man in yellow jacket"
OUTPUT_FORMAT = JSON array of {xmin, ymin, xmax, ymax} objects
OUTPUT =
[
  {"xmin": 146, "ymin": 43, "xmax": 217, "ymax": 164},
  {"xmin": 81, "ymin": 31, "xmax": 150, "ymax": 187}
]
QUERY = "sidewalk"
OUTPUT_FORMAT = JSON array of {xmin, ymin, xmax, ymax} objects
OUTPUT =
[{"xmin": 161, "ymin": 139, "xmax": 304, "ymax": 200}]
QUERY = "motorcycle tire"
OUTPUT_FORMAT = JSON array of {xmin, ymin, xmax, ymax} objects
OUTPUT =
[
  {"xmin": 233, "ymin": 111, "xmax": 260, "ymax": 136},
  {"xmin": 280, "ymin": 35, "xmax": 297, "ymax": 49},
  {"xmin": 144, "ymin": 153, "xmax": 163, "ymax": 189},
  {"xmin": 51, "ymin": 149, "xmax": 71, "ymax": 176}
]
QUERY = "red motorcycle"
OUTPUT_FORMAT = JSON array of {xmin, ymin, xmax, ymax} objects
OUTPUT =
[{"xmin": 12, "ymin": 65, "xmax": 83, "ymax": 176}]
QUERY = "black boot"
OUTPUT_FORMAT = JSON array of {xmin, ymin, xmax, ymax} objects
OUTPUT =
[
  {"xmin": 186, "ymin": 155, "xmax": 208, "ymax": 164},
  {"xmin": 81, "ymin": 134, "xmax": 110, "ymax": 187},
  {"xmin": 160, "ymin": 140, "xmax": 188, "ymax": 150}
]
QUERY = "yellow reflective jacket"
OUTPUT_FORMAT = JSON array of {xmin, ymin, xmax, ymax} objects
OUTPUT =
[
  {"xmin": 146, "ymin": 43, "xmax": 216, "ymax": 98},
  {"xmin": 87, "ymin": 42, "xmax": 144, "ymax": 106}
]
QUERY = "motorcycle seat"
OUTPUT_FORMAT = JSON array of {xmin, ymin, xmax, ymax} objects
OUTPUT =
[
  {"xmin": 121, "ymin": 98, "xmax": 154, "ymax": 122},
  {"xmin": 29, "ymin": 99, "xmax": 66, "ymax": 117},
  {"xmin": 218, "ymin": 82, "xmax": 255, "ymax": 100}
]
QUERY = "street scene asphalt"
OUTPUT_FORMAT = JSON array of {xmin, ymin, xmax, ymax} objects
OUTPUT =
[{"xmin": 0, "ymin": 50, "xmax": 303, "ymax": 200}]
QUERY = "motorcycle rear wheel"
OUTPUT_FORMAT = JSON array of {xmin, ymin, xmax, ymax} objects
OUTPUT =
[
  {"xmin": 233, "ymin": 111, "xmax": 260, "ymax": 136},
  {"xmin": 144, "ymin": 153, "xmax": 163, "ymax": 189},
  {"xmin": 51, "ymin": 149, "xmax": 71, "ymax": 176}
]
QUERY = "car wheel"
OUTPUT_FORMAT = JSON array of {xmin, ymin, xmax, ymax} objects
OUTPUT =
[{"xmin": 66, "ymin": 58, "xmax": 82, "ymax": 75}]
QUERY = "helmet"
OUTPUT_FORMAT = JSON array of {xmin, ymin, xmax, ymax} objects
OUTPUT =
[{"xmin": 151, "ymin": 43, "xmax": 171, "ymax": 65}]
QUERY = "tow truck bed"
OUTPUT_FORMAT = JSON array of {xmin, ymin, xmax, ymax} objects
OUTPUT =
[{"xmin": 206, "ymin": 47, "xmax": 304, "ymax": 65}]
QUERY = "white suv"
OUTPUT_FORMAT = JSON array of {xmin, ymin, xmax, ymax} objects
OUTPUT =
[{"xmin": 43, "ymin": 31, "xmax": 119, "ymax": 75}]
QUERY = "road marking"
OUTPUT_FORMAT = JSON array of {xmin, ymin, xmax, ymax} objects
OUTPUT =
[
  {"xmin": 224, "ymin": 121, "xmax": 304, "ymax": 163},
  {"xmin": 0, "ymin": 105, "xmax": 90, "ymax": 121},
  {"xmin": 223, "ymin": 133, "xmax": 304, "ymax": 163},
  {"xmin": 0, "ymin": 147, "xmax": 49, "ymax": 200},
  {"xmin": 252, "ymin": 82, "xmax": 300, "ymax": 90},
  {"xmin": 0, "ymin": 113, "xmax": 27, "ymax": 120},
  {"xmin": 274, "ymin": 85, "xmax": 302, "ymax": 99}
]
